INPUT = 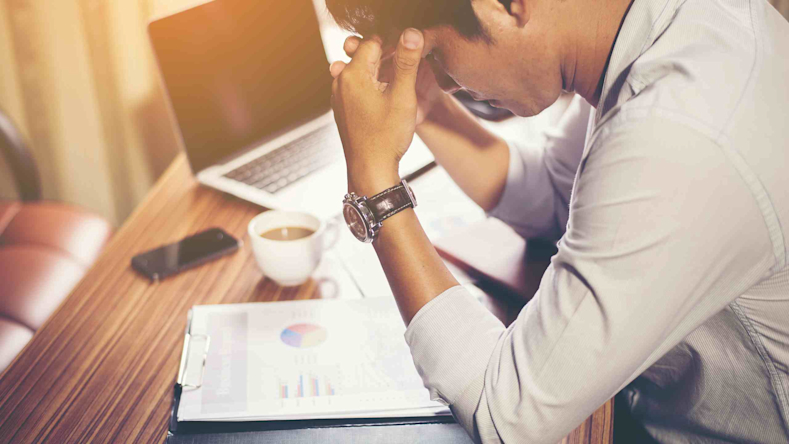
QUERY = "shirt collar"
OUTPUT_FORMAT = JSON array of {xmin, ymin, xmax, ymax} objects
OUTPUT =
[{"xmin": 595, "ymin": 0, "xmax": 683, "ymax": 122}]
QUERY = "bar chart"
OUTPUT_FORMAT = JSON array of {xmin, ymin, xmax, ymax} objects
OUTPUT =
[{"xmin": 279, "ymin": 374, "xmax": 336, "ymax": 399}]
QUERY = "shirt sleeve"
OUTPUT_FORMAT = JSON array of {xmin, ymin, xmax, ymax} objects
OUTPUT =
[
  {"xmin": 405, "ymin": 117, "xmax": 776, "ymax": 443},
  {"xmin": 488, "ymin": 95, "xmax": 591, "ymax": 240}
]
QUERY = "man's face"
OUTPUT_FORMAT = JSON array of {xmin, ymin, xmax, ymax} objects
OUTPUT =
[{"xmin": 420, "ymin": 2, "xmax": 563, "ymax": 117}]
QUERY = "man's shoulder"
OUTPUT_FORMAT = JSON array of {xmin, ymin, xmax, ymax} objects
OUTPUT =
[
  {"xmin": 615, "ymin": 0, "xmax": 787, "ymax": 139},
  {"xmin": 587, "ymin": 112, "xmax": 717, "ymax": 168},
  {"xmin": 623, "ymin": 1, "xmax": 752, "ymax": 131}
]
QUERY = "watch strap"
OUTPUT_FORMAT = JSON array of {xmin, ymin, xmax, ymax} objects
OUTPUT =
[{"xmin": 367, "ymin": 181, "xmax": 415, "ymax": 223}]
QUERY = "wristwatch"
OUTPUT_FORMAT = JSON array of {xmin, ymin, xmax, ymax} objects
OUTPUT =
[{"xmin": 342, "ymin": 179, "xmax": 417, "ymax": 243}]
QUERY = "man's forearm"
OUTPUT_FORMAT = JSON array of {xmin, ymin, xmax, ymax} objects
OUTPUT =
[
  {"xmin": 374, "ymin": 209, "xmax": 459, "ymax": 324},
  {"xmin": 349, "ymin": 169, "xmax": 459, "ymax": 324},
  {"xmin": 354, "ymin": 95, "xmax": 509, "ymax": 323},
  {"xmin": 417, "ymin": 94, "xmax": 510, "ymax": 211}
]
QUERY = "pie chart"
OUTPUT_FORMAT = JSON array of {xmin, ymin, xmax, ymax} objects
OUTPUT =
[{"xmin": 281, "ymin": 323, "xmax": 328, "ymax": 348}]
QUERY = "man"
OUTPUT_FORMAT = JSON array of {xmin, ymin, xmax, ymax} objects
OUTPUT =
[{"xmin": 326, "ymin": 0, "xmax": 789, "ymax": 441}]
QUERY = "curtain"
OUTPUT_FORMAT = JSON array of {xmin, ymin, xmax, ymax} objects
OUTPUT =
[{"xmin": 0, "ymin": 0, "xmax": 197, "ymax": 226}]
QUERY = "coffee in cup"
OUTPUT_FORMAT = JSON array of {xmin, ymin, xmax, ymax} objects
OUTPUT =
[
  {"xmin": 248, "ymin": 211, "xmax": 335, "ymax": 286},
  {"xmin": 260, "ymin": 227, "xmax": 315, "ymax": 241}
]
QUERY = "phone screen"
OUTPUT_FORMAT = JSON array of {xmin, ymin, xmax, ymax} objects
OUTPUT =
[{"xmin": 132, "ymin": 228, "xmax": 239, "ymax": 280}]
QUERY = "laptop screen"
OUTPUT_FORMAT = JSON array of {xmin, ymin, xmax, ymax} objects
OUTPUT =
[{"xmin": 149, "ymin": 0, "xmax": 333, "ymax": 173}]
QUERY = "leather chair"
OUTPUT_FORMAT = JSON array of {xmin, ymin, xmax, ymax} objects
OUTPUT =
[{"xmin": 0, "ymin": 109, "xmax": 113, "ymax": 373}]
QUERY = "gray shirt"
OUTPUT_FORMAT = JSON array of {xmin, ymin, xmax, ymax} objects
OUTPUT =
[{"xmin": 403, "ymin": 0, "xmax": 789, "ymax": 442}]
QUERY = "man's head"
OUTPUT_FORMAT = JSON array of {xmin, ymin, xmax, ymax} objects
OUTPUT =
[
  {"xmin": 326, "ymin": 0, "xmax": 567, "ymax": 116},
  {"xmin": 326, "ymin": 0, "xmax": 495, "ymax": 40}
]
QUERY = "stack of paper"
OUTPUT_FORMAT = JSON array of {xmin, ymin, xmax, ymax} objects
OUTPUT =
[{"xmin": 177, "ymin": 298, "xmax": 450, "ymax": 422}]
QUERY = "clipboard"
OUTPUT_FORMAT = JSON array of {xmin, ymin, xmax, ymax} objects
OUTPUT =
[{"xmin": 166, "ymin": 308, "xmax": 474, "ymax": 444}]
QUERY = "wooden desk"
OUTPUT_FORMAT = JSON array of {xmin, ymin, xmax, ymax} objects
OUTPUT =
[{"xmin": 0, "ymin": 155, "xmax": 612, "ymax": 443}]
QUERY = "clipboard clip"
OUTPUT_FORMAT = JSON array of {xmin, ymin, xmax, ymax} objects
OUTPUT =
[{"xmin": 177, "ymin": 310, "xmax": 211, "ymax": 390}]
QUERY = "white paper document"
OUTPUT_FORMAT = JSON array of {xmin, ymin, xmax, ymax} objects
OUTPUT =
[{"xmin": 177, "ymin": 298, "xmax": 450, "ymax": 422}]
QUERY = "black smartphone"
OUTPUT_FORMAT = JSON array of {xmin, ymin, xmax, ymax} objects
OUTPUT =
[{"xmin": 131, "ymin": 228, "xmax": 240, "ymax": 281}]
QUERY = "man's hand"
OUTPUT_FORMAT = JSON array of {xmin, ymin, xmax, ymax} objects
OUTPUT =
[
  {"xmin": 329, "ymin": 29, "xmax": 426, "ymax": 195},
  {"xmin": 333, "ymin": 35, "xmax": 443, "ymax": 127}
]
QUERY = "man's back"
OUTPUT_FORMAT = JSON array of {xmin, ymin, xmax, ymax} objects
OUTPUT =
[{"xmin": 600, "ymin": 0, "xmax": 789, "ymax": 440}]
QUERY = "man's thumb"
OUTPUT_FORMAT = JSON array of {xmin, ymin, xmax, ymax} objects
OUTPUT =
[{"xmin": 391, "ymin": 28, "xmax": 424, "ymax": 98}]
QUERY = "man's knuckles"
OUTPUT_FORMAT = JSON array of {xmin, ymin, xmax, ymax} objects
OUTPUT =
[
  {"xmin": 352, "ymin": 37, "xmax": 383, "ymax": 65},
  {"xmin": 394, "ymin": 54, "xmax": 420, "ymax": 72},
  {"xmin": 336, "ymin": 69, "xmax": 358, "ymax": 92},
  {"xmin": 344, "ymin": 36, "xmax": 360, "ymax": 56},
  {"xmin": 333, "ymin": 70, "xmax": 371, "ymax": 103}
]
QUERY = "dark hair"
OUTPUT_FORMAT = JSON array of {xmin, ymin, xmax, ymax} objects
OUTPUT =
[{"xmin": 325, "ymin": 0, "xmax": 496, "ymax": 40}]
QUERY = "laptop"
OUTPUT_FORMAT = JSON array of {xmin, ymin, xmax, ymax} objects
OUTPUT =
[{"xmin": 148, "ymin": 0, "xmax": 433, "ymax": 219}]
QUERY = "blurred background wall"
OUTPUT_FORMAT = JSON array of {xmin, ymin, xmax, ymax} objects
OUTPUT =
[
  {"xmin": 0, "ymin": 0, "xmax": 787, "ymax": 227},
  {"xmin": 0, "ymin": 0, "xmax": 199, "ymax": 226}
]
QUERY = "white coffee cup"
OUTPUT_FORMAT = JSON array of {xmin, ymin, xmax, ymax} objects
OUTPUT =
[{"xmin": 247, "ymin": 211, "xmax": 335, "ymax": 287}]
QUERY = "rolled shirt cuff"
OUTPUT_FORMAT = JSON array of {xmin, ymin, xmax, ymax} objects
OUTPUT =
[{"xmin": 404, "ymin": 285, "xmax": 506, "ymax": 407}]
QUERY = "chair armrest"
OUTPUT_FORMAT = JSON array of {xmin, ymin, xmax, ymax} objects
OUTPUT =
[{"xmin": 0, "ymin": 109, "xmax": 41, "ymax": 201}]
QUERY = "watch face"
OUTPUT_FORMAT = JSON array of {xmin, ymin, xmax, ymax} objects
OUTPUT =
[{"xmin": 343, "ymin": 204, "xmax": 368, "ymax": 241}]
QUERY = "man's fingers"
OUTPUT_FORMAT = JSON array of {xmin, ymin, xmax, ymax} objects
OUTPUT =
[
  {"xmin": 347, "ymin": 36, "xmax": 383, "ymax": 75},
  {"xmin": 344, "ymin": 36, "xmax": 361, "ymax": 57},
  {"xmin": 389, "ymin": 28, "xmax": 424, "ymax": 100},
  {"xmin": 329, "ymin": 61, "xmax": 347, "ymax": 78}
]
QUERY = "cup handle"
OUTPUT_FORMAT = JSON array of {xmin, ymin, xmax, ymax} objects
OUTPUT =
[{"xmin": 324, "ymin": 217, "xmax": 342, "ymax": 251}]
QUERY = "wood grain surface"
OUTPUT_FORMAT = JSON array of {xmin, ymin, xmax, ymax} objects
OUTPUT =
[{"xmin": 0, "ymin": 155, "xmax": 612, "ymax": 443}]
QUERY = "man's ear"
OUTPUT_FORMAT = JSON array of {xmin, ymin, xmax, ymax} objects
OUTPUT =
[
  {"xmin": 506, "ymin": 0, "xmax": 530, "ymax": 27},
  {"xmin": 475, "ymin": 0, "xmax": 530, "ymax": 29}
]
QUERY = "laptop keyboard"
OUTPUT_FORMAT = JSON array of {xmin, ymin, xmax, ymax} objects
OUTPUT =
[{"xmin": 223, "ymin": 125, "xmax": 342, "ymax": 194}]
